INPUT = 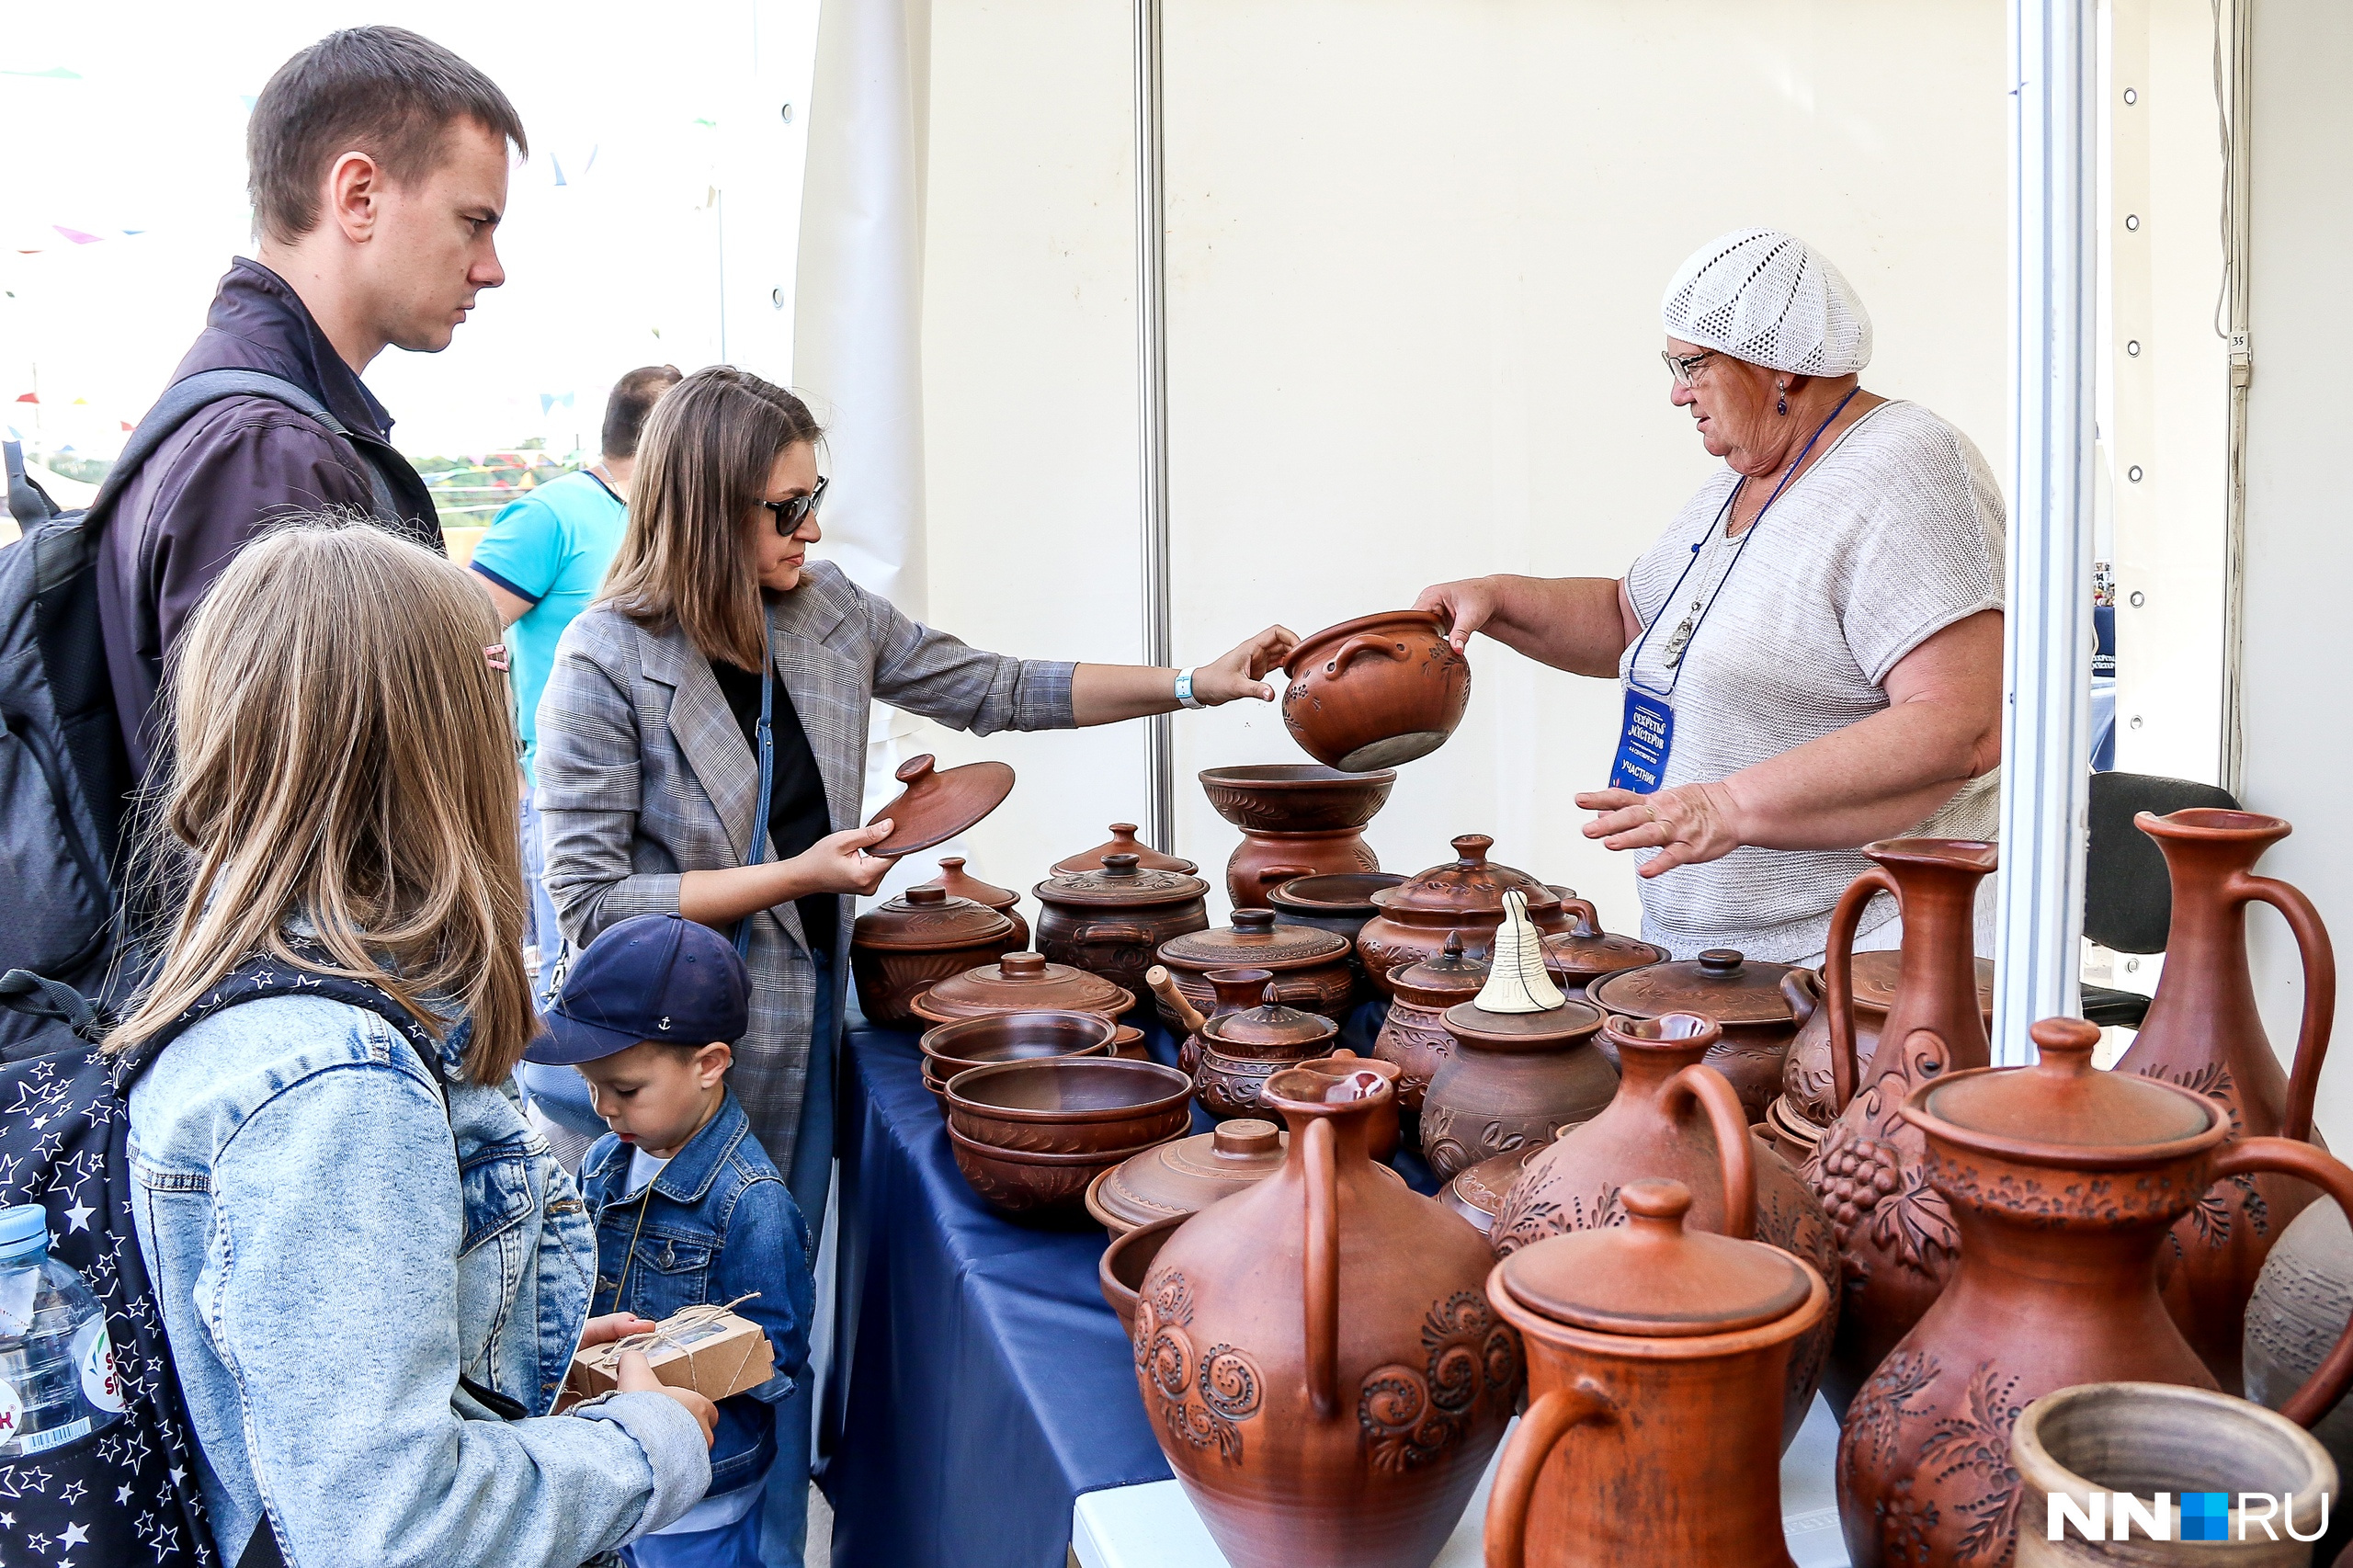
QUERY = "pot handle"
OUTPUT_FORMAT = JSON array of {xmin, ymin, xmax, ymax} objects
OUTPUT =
[
  {"xmin": 1250, "ymin": 865, "xmax": 1318, "ymax": 892},
  {"xmin": 2215, "ymin": 1136, "xmax": 2353, "ymax": 1426},
  {"xmin": 1556, "ymin": 895, "xmax": 1602, "ymax": 938},
  {"xmin": 1483, "ymin": 1381, "xmax": 1618, "ymax": 1568},
  {"xmin": 1780, "ymin": 967, "xmax": 1821, "ymax": 1032},
  {"xmin": 2232, "ymin": 872, "xmax": 2336, "ymax": 1144},
  {"xmin": 1069, "ymin": 920, "xmax": 1155, "ymax": 948},
  {"xmin": 1144, "ymin": 965, "xmax": 1207, "ymax": 1036},
  {"xmin": 1303, "ymin": 1115, "xmax": 1341, "ymax": 1419},
  {"xmin": 1326, "ymin": 632, "xmax": 1413, "ymax": 677},
  {"xmin": 1826, "ymin": 867, "xmax": 1902, "ymax": 1115},
  {"xmin": 1662, "ymin": 1064, "xmax": 1756, "ymax": 1240}
]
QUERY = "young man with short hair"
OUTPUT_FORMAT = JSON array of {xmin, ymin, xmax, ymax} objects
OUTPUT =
[{"xmin": 97, "ymin": 25, "xmax": 526, "ymax": 773}]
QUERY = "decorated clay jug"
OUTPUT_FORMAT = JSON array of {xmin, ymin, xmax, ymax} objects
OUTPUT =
[
  {"xmin": 1131, "ymin": 1060, "xmax": 1519, "ymax": 1568},
  {"xmin": 2116, "ymin": 807, "xmax": 2336, "ymax": 1395}
]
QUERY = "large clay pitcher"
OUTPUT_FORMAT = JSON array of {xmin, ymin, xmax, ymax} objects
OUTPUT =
[
  {"xmin": 1836, "ymin": 1018, "xmax": 2353, "ymax": 1568},
  {"xmin": 1131, "ymin": 1059, "xmax": 1520, "ymax": 1568},
  {"xmin": 2117, "ymin": 807, "xmax": 2337, "ymax": 1395},
  {"xmin": 1483, "ymin": 1178, "xmax": 1831, "ymax": 1568},
  {"xmin": 1802, "ymin": 836, "xmax": 1997, "ymax": 1414}
]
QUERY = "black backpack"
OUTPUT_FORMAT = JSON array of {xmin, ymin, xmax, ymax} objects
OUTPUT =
[
  {"xmin": 0, "ymin": 373, "xmax": 407, "ymax": 1054},
  {"xmin": 0, "ymin": 956, "xmax": 491, "ymax": 1567}
]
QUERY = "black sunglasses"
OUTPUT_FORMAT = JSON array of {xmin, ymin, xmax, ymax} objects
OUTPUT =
[{"xmin": 760, "ymin": 475, "xmax": 829, "ymax": 533}]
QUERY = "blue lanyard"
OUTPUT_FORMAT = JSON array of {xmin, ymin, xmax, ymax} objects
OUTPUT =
[
  {"xmin": 734, "ymin": 612, "xmax": 776, "ymax": 960},
  {"xmin": 1625, "ymin": 385, "xmax": 1862, "ymax": 699}
]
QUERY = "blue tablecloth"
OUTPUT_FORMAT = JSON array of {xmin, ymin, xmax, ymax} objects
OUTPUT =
[{"xmin": 819, "ymin": 998, "xmax": 1411, "ymax": 1568}]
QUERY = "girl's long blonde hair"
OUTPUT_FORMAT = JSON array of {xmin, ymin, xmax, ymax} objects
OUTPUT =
[{"xmin": 107, "ymin": 518, "xmax": 535, "ymax": 1082}]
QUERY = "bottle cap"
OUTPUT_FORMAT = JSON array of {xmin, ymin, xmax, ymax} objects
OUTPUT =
[{"xmin": 0, "ymin": 1205, "xmax": 50, "ymax": 1253}]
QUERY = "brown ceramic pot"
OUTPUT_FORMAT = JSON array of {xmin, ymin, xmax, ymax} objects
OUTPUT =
[
  {"xmin": 1764, "ymin": 1094, "xmax": 1825, "ymax": 1170},
  {"xmin": 1355, "ymin": 835, "xmax": 1575, "ymax": 999},
  {"xmin": 1193, "ymin": 981, "xmax": 1340, "ymax": 1121},
  {"xmin": 909, "ymin": 950, "xmax": 1134, "ymax": 1028},
  {"xmin": 1100, "ymin": 1212, "xmax": 1187, "ymax": 1338},
  {"xmin": 2248, "ymin": 1199, "xmax": 2353, "ymax": 1565},
  {"xmin": 944, "ymin": 1055, "xmax": 1194, "ymax": 1156},
  {"xmin": 1779, "ymin": 951, "xmax": 1995, "ymax": 1131},
  {"xmin": 1143, "ymin": 963, "xmax": 1252, "ymax": 1079},
  {"xmin": 1799, "ymin": 838, "xmax": 1998, "ymax": 1415},
  {"xmin": 1420, "ymin": 997, "xmax": 1614, "ymax": 1183},
  {"xmin": 1267, "ymin": 871, "xmax": 1406, "ymax": 999},
  {"xmin": 1154, "ymin": 909, "xmax": 1354, "ymax": 1025},
  {"xmin": 1279, "ymin": 609, "xmax": 1472, "ymax": 773},
  {"xmin": 1370, "ymin": 936, "xmax": 1488, "ymax": 1125},
  {"xmin": 1131, "ymin": 1061, "xmax": 1518, "ymax": 1568},
  {"xmin": 917, "ymin": 1010, "xmax": 1118, "ymax": 1101},
  {"xmin": 1586, "ymin": 949, "xmax": 1801, "ymax": 1126},
  {"xmin": 1540, "ymin": 911, "xmax": 1669, "ymax": 1005},
  {"xmin": 1033, "ymin": 853, "xmax": 1211, "ymax": 994},
  {"xmin": 1199, "ymin": 764, "xmax": 1395, "ymax": 909},
  {"xmin": 2116, "ymin": 808, "xmax": 2337, "ymax": 1395},
  {"xmin": 947, "ymin": 1124, "xmax": 1176, "ymax": 1220},
  {"xmin": 1483, "ymin": 1178, "xmax": 1830, "ymax": 1568},
  {"xmin": 915, "ymin": 856, "xmax": 1029, "ymax": 949},
  {"xmin": 1441, "ymin": 1139, "xmax": 1556, "ymax": 1238},
  {"xmin": 1051, "ymin": 823, "xmax": 1199, "ymax": 876},
  {"xmin": 1089, "ymin": 1119, "xmax": 1288, "ymax": 1234},
  {"xmin": 1491, "ymin": 1013, "xmax": 1838, "ymax": 1449},
  {"xmin": 849, "ymin": 885, "xmax": 1020, "ymax": 1027},
  {"xmin": 1835, "ymin": 1017, "xmax": 2353, "ymax": 1568}
]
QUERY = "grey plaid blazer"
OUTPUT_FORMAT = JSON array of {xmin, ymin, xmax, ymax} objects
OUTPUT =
[{"xmin": 534, "ymin": 562, "xmax": 1076, "ymax": 1167}]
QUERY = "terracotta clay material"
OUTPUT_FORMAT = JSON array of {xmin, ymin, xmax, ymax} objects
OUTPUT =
[
  {"xmin": 864, "ymin": 753, "xmax": 1015, "ymax": 858},
  {"xmin": 1540, "ymin": 911, "xmax": 1669, "ymax": 1005},
  {"xmin": 1799, "ymin": 838, "xmax": 1998, "ymax": 1415},
  {"xmin": 1033, "ymin": 854, "xmax": 1211, "ymax": 994},
  {"xmin": 917, "ymin": 1010, "xmax": 1119, "ymax": 1101},
  {"xmin": 944, "ymin": 1056, "xmax": 1195, "ymax": 1157},
  {"xmin": 1371, "ymin": 935, "xmax": 1488, "ymax": 1121},
  {"xmin": 1267, "ymin": 872, "xmax": 1406, "ymax": 998},
  {"xmin": 1354, "ymin": 835, "xmax": 1574, "ymax": 1000},
  {"xmin": 909, "ymin": 950, "xmax": 1134, "ymax": 1028},
  {"xmin": 1483, "ymin": 1179, "xmax": 1829, "ymax": 1568},
  {"xmin": 1420, "ymin": 997, "xmax": 1614, "ymax": 1183},
  {"xmin": 2117, "ymin": 808, "xmax": 2337, "ymax": 1395},
  {"xmin": 915, "ymin": 856, "xmax": 1029, "ymax": 949},
  {"xmin": 1441, "ymin": 1137, "xmax": 1563, "ymax": 1239},
  {"xmin": 1491, "ymin": 1013, "xmax": 1838, "ymax": 1450},
  {"xmin": 1051, "ymin": 823, "xmax": 1199, "ymax": 877},
  {"xmin": 1834, "ymin": 1017, "xmax": 2353, "ymax": 1568},
  {"xmin": 1764, "ymin": 1094, "xmax": 1825, "ymax": 1170},
  {"xmin": 1131, "ymin": 1062, "xmax": 1518, "ymax": 1568},
  {"xmin": 1279, "ymin": 609, "xmax": 1472, "ymax": 773},
  {"xmin": 1089, "ymin": 1119, "xmax": 1288, "ymax": 1234},
  {"xmin": 1199, "ymin": 764, "xmax": 1396, "ymax": 909},
  {"xmin": 849, "ymin": 885, "xmax": 1019, "ymax": 1027},
  {"xmin": 1100, "ymin": 1212, "xmax": 1187, "ymax": 1338},
  {"xmin": 1144, "ymin": 964, "xmax": 1215, "ymax": 1078},
  {"xmin": 1586, "ymin": 949, "xmax": 1802, "ymax": 1126},
  {"xmin": 1300, "ymin": 1050, "xmax": 1402, "ymax": 1164},
  {"xmin": 1193, "ymin": 978, "xmax": 1340, "ymax": 1121},
  {"xmin": 1155, "ymin": 909, "xmax": 1354, "ymax": 1025},
  {"xmin": 2248, "ymin": 1199, "xmax": 2353, "ymax": 1558},
  {"xmin": 946, "ymin": 1124, "xmax": 1176, "ymax": 1220},
  {"xmin": 1779, "ymin": 951, "xmax": 1995, "ymax": 1131}
]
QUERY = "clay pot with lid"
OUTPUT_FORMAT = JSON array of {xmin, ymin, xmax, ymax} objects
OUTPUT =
[
  {"xmin": 1540, "ymin": 909, "xmax": 1669, "ymax": 1005},
  {"xmin": 1193, "ymin": 975, "xmax": 1340, "ymax": 1120},
  {"xmin": 1032, "ymin": 853, "xmax": 1211, "ymax": 994},
  {"xmin": 1354, "ymin": 835, "xmax": 1575, "ymax": 999},
  {"xmin": 1198, "ymin": 764, "xmax": 1394, "ymax": 909},
  {"xmin": 1483, "ymin": 1177, "xmax": 1830, "ymax": 1568},
  {"xmin": 2115, "ymin": 808, "xmax": 2337, "ymax": 1395},
  {"xmin": 1131, "ymin": 1060, "xmax": 1518, "ymax": 1568},
  {"xmin": 1279, "ymin": 609, "xmax": 1472, "ymax": 773},
  {"xmin": 1370, "ymin": 934, "xmax": 1487, "ymax": 1130},
  {"xmin": 1835, "ymin": 1017, "xmax": 2353, "ymax": 1568},
  {"xmin": 1090, "ymin": 1119, "xmax": 1288, "ymax": 1235},
  {"xmin": 1051, "ymin": 823, "xmax": 1199, "ymax": 876},
  {"xmin": 1586, "ymin": 949, "xmax": 1801, "ymax": 1127},
  {"xmin": 849, "ymin": 885, "xmax": 1020, "ymax": 1027},
  {"xmin": 1154, "ymin": 909, "xmax": 1354, "ymax": 1025},
  {"xmin": 1421, "ymin": 997, "xmax": 1614, "ymax": 1183},
  {"xmin": 1490, "ymin": 1013, "xmax": 1837, "ymax": 1449},
  {"xmin": 909, "ymin": 949, "xmax": 1134, "ymax": 1028},
  {"xmin": 914, "ymin": 855, "xmax": 1029, "ymax": 948},
  {"xmin": 1778, "ymin": 950, "xmax": 1995, "ymax": 1133}
]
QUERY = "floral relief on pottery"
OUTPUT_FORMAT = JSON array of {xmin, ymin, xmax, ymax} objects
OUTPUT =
[
  {"xmin": 1780, "ymin": 951, "xmax": 1995, "ymax": 1130},
  {"xmin": 1371, "ymin": 935, "xmax": 1488, "ymax": 1123},
  {"xmin": 1191, "ymin": 979, "xmax": 1339, "ymax": 1122},
  {"xmin": 1419, "ymin": 997, "xmax": 1614, "ymax": 1183},
  {"xmin": 1586, "ymin": 949, "xmax": 1802, "ymax": 1125},
  {"xmin": 849, "ymin": 885, "xmax": 1020, "ymax": 1026},
  {"xmin": 1199, "ymin": 764, "xmax": 1395, "ymax": 910},
  {"xmin": 1032, "ymin": 853, "xmax": 1211, "ymax": 993},
  {"xmin": 1278, "ymin": 609, "xmax": 1472, "ymax": 774},
  {"xmin": 1354, "ymin": 835, "xmax": 1574, "ymax": 1000}
]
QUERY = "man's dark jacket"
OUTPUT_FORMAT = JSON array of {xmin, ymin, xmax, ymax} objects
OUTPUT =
[{"xmin": 95, "ymin": 257, "xmax": 442, "ymax": 772}]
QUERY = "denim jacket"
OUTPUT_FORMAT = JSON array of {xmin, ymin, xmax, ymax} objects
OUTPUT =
[
  {"xmin": 128, "ymin": 994, "xmax": 712, "ymax": 1565},
  {"xmin": 578, "ymin": 1091, "xmax": 813, "ymax": 1496}
]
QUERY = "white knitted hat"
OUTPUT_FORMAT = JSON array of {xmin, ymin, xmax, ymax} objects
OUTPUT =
[{"xmin": 1660, "ymin": 229, "xmax": 1873, "ymax": 377}]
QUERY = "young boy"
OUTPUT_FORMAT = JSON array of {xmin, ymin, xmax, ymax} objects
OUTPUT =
[{"xmin": 529, "ymin": 913, "xmax": 815, "ymax": 1568}]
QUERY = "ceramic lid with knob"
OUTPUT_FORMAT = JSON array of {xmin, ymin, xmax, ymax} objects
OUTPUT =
[
  {"xmin": 1442, "ymin": 996, "xmax": 1605, "ymax": 1051},
  {"xmin": 851, "ymin": 885, "xmax": 1017, "ymax": 951},
  {"xmin": 1051, "ymin": 824, "xmax": 1199, "ymax": 877},
  {"xmin": 1087, "ymin": 1118, "xmax": 1288, "ymax": 1232},
  {"xmin": 917, "ymin": 857, "xmax": 1021, "ymax": 915},
  {"xmin": 1369, "ymin": 835, "xmax": 1565, "ymax": 922},
  {"xmin": 1910, "ymin": 1017, "xmax": 2218, "ymax": 1156},
  {"xmin": 1495, "ymin": 1178, "xmax": 1815, "ymax": 1337},
  {"xmin": 1540, "ymin": 918, "xmax": 1671, "ymax": 985},
  {"xmin": 1587, "ymin": 948, "xmax": 1800, "ymax": 1027},
  {"xmin": 1156, "ymin": 908, "xmax": 1349, "ymax": 972},
  {"xmin": 1199, "ymin": 981, "xmax": 1341, "ymax": 1055},
  {"xmin": 911, "ymin": 951, "xmax": 1134, "ymax": 1023},
  {"xmin": 1033, "ymin": 853, "xmax": 1211, "ymax": 908},
  {"xmin": 864, "ymin": 754, "xmax": 1017, "ymax": 858},
  {"xmin": 1387, "ymin": 933, "xmax": 1489, "ymax": 1006}
]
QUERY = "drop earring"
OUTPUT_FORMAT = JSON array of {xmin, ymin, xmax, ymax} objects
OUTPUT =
[{"xmin": 1777, "ymin": 387, "xmax": 1790, "ymax": 416}]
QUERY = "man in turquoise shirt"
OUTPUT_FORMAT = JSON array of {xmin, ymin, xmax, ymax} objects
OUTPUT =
[{"xmin": 472, "ymin": 364, "xmax": 679, "ymax": 985}]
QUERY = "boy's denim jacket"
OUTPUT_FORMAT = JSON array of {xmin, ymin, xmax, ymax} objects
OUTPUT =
[{"xmin": 579, "ymin": 1090, "xmax": 813, "ymax": 1496}]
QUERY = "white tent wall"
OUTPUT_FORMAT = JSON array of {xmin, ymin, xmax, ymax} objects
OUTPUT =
[
  {"xmin": 2239, "ymin": 0, "xmax": 2353, "ymax": 1145},
  {"xmin": 908, "ymin": 0, "xmax": 2012, "ymax": 928}
]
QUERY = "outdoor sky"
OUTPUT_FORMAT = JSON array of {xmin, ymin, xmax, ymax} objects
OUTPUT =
[{"xmin": 3, "ymin": 1, "xmax": 773, "ymax": 464}]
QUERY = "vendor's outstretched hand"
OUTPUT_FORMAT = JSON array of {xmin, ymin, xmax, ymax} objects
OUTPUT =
[
  {"xmin": 1191, "ymin": 625, "xmax": 1299, "ymax": 704},
  {"xmin": 1576, "ymin": 781, "xmax": 1743, "ymax": 878},
  {"xmin": 618, "ymin": 1349, "xmax": 719, "ymax": 1447},
  {"xmin": 1412, "ymin": 578, "xmax": 1491, "ymax": 654},
  {"xmin": 788, "ymin": 821, "xmax": 899, "ymax": 896}
]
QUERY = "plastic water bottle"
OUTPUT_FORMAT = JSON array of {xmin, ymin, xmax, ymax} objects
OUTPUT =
[{"xmin": 0, "ymin": 1204, "xmax": 124, "ymax": 1456}]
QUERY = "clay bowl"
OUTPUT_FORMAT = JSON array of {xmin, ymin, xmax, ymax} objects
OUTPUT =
[
  {"xmin": 943, "ymin": 1056, "xmax": 1195, "ymax": 1156},
  {"xmin": 1267, "ymin": 871, "xmax": 1406, "ymax": 944},
  {"xmin": 1279, "ymin": 609, "xmax": 1472, "ymax": 772},
  {"xmin": 1198, "ymin": 764, "xmax": 1398, "ymax": 833},
  {"xmin": 917, "ymin": 1011, "xmax": 1119, "ymax": 1101},
  {"xmin": 945, "ymin": 1125, "xmax": 1176, "ymax": 1220},
  {"xmin": 1098, "ymin": 1212, "xmax": 1188, "ymax": 1336}
]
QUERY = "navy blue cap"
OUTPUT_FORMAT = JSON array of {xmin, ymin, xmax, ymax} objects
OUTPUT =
[{"xmin": 526, "ymin": 914, "xmax": 752, "ymax": 1065}]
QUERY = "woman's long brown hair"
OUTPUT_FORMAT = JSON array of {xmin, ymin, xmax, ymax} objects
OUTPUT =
[
  {"xmin": 107, "ymin": 519, "xmax": 535, "ymax": 1083},
  {"xmin": 599, "ymin": 365, "xmax": 824, "ymax": 671}
]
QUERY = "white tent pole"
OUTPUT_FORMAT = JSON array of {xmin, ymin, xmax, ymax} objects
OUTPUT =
[
  {"xmin": 1132, "ymin": 0, "xmax": 1176, "ymax": 854},
  {"xmin": 1994, "ymin": 0, "xmax": 2098, "ymax": 1063}
]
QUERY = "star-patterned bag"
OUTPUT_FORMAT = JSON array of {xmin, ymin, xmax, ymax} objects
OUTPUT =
[{"xmin": 0, "ymin": 957, "xmax": 466, "ymax": 1568}]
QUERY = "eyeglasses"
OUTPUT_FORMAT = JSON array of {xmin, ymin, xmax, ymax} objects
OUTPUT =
[
  {"xmin": 760, "ymin": 475, "xmax": 829, "ymax": 533},
  {"xmin": 1661, "ymin": 349, "xmax": 1718, "ymax": 390}
]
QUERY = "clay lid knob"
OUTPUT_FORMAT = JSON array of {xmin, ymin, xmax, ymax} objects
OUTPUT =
[
  {"xmin": 1621, "ymin": 1178, "xmax": 1694, "ymax": 1233},
  {"xmin": 904, "ymin": 885, "xmax": 948, "ymax": 906},
  {"xmin": 1001, "ymin": 952, "xmax": 1047, "ymax": 979},
  {"xmin": 895, "ymin": 754, "xmax": 937, "ymax": 785},
  {"xmin": 1213, "ymin": 1119, "xmax": 1280, "ymax": 1159},
  {"xmin": 1232, "ymin": 908, "xmax": 1277, "ymax": 935},
  {"xmin": 1107, "ymin": 824, "xmax": 1141, "ymax": 844},
  {"xmin": 2029, "ymin": 1016, "xmax": 2102, "ymax": 1074},
  {"xmin": 1698, "ymin": 949, "xmax": 1745, "ymax": 976},
  {"xmin": 1443, "ymin": 932, "xmax": 1464, "ymax": 960},
  {"xmin": 1450, "ymin": 834, "xmax": 1495, "ymax": 866},
  {"xmin": 1101, "ymin": 852, "xmax": 1142, "ymax": 879},
  {"xmin": 938, "ymin": 856, "xmax": 968, "ymax": 872}
]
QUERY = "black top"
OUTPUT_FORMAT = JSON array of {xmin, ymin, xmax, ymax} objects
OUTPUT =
[{"xmin": 710, "ymin": 659, "xmax": 838, "ymax": 958}]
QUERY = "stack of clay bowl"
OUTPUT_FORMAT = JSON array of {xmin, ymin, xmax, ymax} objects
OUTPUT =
[
  {"xmin": 1196, "ymin": 764, "xmax": 1394, "ymax": 911},
  {"xmin": 916, "ymin": 1010, "xmax": 1118, "ymax": 1101},
  {"xmin": 941, "ymin": 1056, "xmax": 1192, "ymax": 1220}
]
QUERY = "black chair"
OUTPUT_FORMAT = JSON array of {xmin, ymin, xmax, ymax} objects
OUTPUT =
[{"xmin": 2079, "ymin": 769, "xmax": 2241, "ymax": 1028}]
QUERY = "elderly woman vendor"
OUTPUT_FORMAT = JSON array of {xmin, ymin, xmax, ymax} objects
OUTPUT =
[{"xmin": 1417, "ymin": 229, "xmax": 2004, "ymax": 963}]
